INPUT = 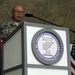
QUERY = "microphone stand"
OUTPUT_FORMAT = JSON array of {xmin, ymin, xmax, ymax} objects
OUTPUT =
[
  {"xmin": 33, "ymin": 16, "xmax": 63, "ymax": 27},
  {"xmin": 27, "ymin": 15, "xmax": 75, "ymax": 33}
]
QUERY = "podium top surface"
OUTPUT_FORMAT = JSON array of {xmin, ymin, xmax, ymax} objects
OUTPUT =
[{"xmin": 3, "ymin": 21, "xmax": 69, "ymax": 43}]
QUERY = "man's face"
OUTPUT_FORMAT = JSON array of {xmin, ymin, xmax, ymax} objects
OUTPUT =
[{"xmin": 12, "ymin": 5, "xmax": 24, "ymax": 22}]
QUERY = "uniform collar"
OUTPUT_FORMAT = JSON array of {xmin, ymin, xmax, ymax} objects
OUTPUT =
[{"xmin": 9, "ymin": 18, "xmax": 23, "ymax": 26}]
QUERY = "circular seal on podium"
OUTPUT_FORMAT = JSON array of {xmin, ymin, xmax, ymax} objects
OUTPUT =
[{"xmin": 32, "ymin": 29, "xmax": 63, "ymax": 65}]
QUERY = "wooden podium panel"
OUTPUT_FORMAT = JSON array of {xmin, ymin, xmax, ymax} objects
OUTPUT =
[
  {"xmin": 28, "ymin": 68, "xmax": 68, "ymax": 75},
  {"xmin": 23, "ymin": 22, "xmax": 71, "ymax": 75},
  {"xmin": 27, "ymin": 26, "xmax": 68, "ymax": 66},
  {"xmin": 3, "ymin": 28, "xmax": 22, "ymax": 75},
  {"xmin": 2, "ymin": 21, "xmax": 71, "ymax": 75},
  {"xmin": 5, "ymin": 68, "xmax": 22, "ymax": 75}
]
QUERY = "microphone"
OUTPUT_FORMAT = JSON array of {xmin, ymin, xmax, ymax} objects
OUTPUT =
[
  {"xmin": 25, "ymin": 14, "xmax": 34, "ymax": 17},
  {"xmin": 25, "ymin": 13, "xmax": 61, "ymax": 27},
  {"xmin": 25, "ymin": 13, "xmax": 75, "ymax": 33}
]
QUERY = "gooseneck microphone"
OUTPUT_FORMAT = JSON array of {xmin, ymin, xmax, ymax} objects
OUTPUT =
[
  {"xmin": 25, "ymin": 13, "xmax": 59, "ymax": 26},
  {"xmin": 25, "ymin": 14, "xmax": 34, "ymax": 17},
  {"xmin": 25, "ymin": 13, "xmax": 75, "ymax": 33}
]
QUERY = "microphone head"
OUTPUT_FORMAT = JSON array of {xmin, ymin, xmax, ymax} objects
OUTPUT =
[{"xmin": 25, "ymin": 14, "xmax": 33, "ymax": 17}]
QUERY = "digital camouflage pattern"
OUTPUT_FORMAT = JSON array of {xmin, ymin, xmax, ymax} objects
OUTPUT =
[{"xmin": 0, "ymin": 19, "xmax": 23, "ymax": 40}]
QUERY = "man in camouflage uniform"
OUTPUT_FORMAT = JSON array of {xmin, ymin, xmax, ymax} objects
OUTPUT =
[
  {"xmin": 0, "ymin": 5, "xmax": 24, "ymax": 41},
  {"xmin": 0, "ymin": 5, "xmax": 24, "ymax": 75}
]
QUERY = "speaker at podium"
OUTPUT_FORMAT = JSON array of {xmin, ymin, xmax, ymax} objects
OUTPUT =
[{"xmin": 2, "ymin": 21, "xmax": 71, "ymax": 75}]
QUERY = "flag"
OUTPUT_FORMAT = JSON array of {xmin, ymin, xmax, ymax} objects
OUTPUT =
[
  {"xmin": 70, "ymin": 39, "xmax": 75, "ymax": 75},
  {"xmin": 0, "ymin": 39, "xmax": 3, "ymax": 52}
]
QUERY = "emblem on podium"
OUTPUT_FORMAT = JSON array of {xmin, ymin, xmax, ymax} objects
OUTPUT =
[{"xmin": 32, "ymin": 29, "xmax": 63, "ymax": 65}]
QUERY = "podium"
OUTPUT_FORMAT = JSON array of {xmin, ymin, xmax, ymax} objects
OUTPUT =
[{"xmin": 2, "ymin": 21, "xmax": 71, "ymax": 75}]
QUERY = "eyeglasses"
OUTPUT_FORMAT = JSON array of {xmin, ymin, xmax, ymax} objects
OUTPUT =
[{"xmin": 14, "ymin": 10, "xmax": 24, "ymax": 13}]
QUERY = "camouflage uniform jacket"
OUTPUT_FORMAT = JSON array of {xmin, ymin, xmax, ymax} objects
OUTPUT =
[{"xmin": 0, "ymin": 19, "xmax": 23, "ymax": 40}]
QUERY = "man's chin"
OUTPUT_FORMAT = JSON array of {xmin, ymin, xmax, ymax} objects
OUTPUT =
[
  {"xmin": 12, "ymin": 17, "xmax": 21, "ymax": 22},
  {"xmin": 15, "ymin": 19, "xmax": 21, "ymax": 22}
]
